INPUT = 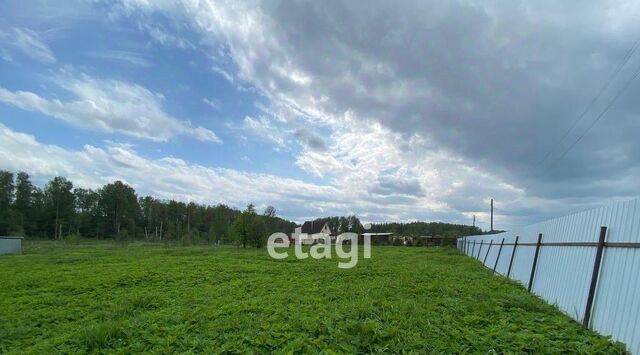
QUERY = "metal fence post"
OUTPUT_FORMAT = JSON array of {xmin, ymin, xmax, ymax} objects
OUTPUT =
[
  {"xmin": 528, "ymin": 233, "xmax": 543, "ymax": 292},
  {"xmin": 477, "ymin": 240, "xmax": 484, "ymax": 259},
  {"xmin": 471, "ymin": 240, "xmax": 476, "ymax": 257},
  {"xmin": 483, "ymin": 239, "xmax": 494, "ymax": 265},
  {"xmin": 507, "ymin": 236, "xmax": 519, "ymax": 278},
  {"xmin": 582, "ymin": 226, "xmax": 608, "ymax": 329},
  {"xmin": 493, "ymin": 238, "xmax": 505, "ymax": 273}
]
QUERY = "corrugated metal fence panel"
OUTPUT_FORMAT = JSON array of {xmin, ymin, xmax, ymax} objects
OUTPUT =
[
  {"xmin": 527, "ymin": 209, "xmax": 599, "ymax": 322},
  {"xmin": 496, "ymin": 243, "xmax": 514, "ymax": 275},
  {"xmin": 510, "ymin": 236, "xmax": 536, "ymax": 287},
  {"xmin": 594, "ymin": 247, "xmax": 640, "ymax": 353},
  {"xmin": 589, "ymin": 198, "xmax": 640, "ymax": 354},
  {"xmin": 533, "ymin": 245, "xmax": 595, "ymax": 320},
  {"xmin": 457, "ymin": 198, "xmax": 640, "ymax": 354}
]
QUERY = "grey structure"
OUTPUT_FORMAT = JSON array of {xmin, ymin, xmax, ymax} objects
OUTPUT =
[{"xmin": 0, "ymin": 237, "xmax": 23, "ymax": 255}]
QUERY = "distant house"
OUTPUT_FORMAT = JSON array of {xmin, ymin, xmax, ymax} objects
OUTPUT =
[
  {"xmin": 291, "ymin": 219, "xmax": 333, "ymax": 245},
  {"xmin": 361, "ymin": 232, "xmax": 393, "ymax": 245}
]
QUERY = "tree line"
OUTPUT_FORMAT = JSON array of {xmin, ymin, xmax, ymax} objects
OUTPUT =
[
  {"xmin": 0, "ymin": 170, "xmax": 482, "ymax": 245},
  {"xmin": 296, "ymin": 217, "xmax": 483, "ymax": 238},
  {"xmin": 367, "ymin": 221, "xmax": 483, "ymax": 238},
  {"xmin": 0, "ymin": 170, "xmax": 295, "ymax": 247}
]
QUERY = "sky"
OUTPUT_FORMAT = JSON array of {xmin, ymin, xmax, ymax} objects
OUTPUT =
[{"xmin": 1, "ymin": 1, "xmax": 640, "ymax": 230}]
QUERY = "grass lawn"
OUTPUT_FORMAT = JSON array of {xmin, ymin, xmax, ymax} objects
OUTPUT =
[{"xmin": 0, "ymin": 242, "xmax": 626, "ymax": 354}]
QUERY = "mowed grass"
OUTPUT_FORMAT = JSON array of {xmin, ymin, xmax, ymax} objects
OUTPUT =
[{"xmin": 0, "ymin": 242, "xmax": 626, "ymax": 354}]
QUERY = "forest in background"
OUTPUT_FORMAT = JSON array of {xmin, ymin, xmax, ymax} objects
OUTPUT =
[
  {"xmin": 0, "ymin": 170, "xmax": 483, "ymax": 246},
  {"xmin": 0, "ymin": 170, "xmax": 295, "ymax": 246},
  {"xmin": 368, "ymin": 222, "xmax": 482, "ymax": 238}
]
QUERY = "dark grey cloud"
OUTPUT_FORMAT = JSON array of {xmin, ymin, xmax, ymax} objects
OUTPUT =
[
  {"xmin": 250, "ymin": 1, "xmax": 640, "ymax": 217},
  {"xmin": 293, "ymin": 128, "xmax": 327, "ymax": 152},
  {"xmin": 369, "ymin": 176, "xmax": 424, "ymax": 197},
  {"xmin": 114, "ymin": 0, "xmax": 640, "ymax": 227},
  {"xmin": 266, "ymin": 1, "xmax": 638, "ymax": 173}
]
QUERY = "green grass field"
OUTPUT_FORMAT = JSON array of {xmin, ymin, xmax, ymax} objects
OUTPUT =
[{"xmin": 0, "ymin": 242, "xmax": 626, "ymax": 354}]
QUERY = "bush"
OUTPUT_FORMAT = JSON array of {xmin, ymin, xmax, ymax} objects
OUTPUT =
[
  {"xmin": 181, "ymin": 232, "xmax": 192, "ymax": 246},
  {"xmin": 115, "ymin": 229, "xmax": 129, "ymax": 246},
  {"xmin": 64, "ymin": 232, "xmax": 82, "ymax": 245}
]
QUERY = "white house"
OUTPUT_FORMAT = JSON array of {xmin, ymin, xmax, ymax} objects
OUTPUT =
[{"xmin": 291, "ymin": 219, "xmax": 333, "ymax": 245}]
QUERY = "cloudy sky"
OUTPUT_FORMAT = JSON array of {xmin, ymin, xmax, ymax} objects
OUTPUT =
[{"xmin": 1, "ymin": 1, "xmax": 640, "ymax": 230}]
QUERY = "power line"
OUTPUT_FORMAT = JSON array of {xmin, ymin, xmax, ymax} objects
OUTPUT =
[
  {"xmin": 538, "ymin": 37, "xmax": 640, "ymax": 166},
  {"xmin": 544, "ymin": 59, "xmax": 640, "ymax": 171}
]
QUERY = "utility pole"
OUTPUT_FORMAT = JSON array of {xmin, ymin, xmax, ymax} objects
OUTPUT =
[
  {"xmin": 490, "ymin": 198, "xmax": 494, "ymax": 232},
  {"xmin": 473, "ymin": 215, "xmax": 476, "ymax": 228}
]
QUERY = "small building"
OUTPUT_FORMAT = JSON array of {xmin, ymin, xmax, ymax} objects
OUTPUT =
[
  {"xmin": 0, "ymin": 236, "xmax": 23, "ymax": 255},
  {"xmin": 361, "ymin": 233, "xmax": 393, "ymax": 245},
  {"xmin": 291, "ymin": 219, "xmax": 333, "ymax": 245}
]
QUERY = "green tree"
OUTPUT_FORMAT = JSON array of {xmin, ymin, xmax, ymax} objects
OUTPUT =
[
  {"xmin": 231, "ymin": 204, "xmax": 256, "ymax": 248},
  {"xmin": 14, "ymin": 172, "xmax": 33, "ymax": 234},
  {"xmin": 0, "ymin": 171, "xmax": 15, "ymax": 234},
  {"xmin": 250, "ymin": 216, "xmax": 267, "ymax": 248},
  {"xmin": 29, "ymin": 187, "xmax": 47, "ymax": 238},
  {"xmin": 263, "ymin": 205, "xmax": 276, "ymax": 218},
  {"xmin": 74, "ymin": 188, "xmax": 100, "ymax": 238},
  {"xmin": 99, "ymin": 181, "xmax": 138, "ymax": 238},
  {"xmin": 44, "ymin": 176, "xmax": 75, "ymax": 239},
  {"xmin": 206, "ymin": 204, "xmax": 236, "ymax": 244}
]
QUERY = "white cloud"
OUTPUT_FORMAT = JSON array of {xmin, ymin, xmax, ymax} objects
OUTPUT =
[
  {"xmin": 202, "ymin": 97, "xmax": 222, "ymax": 110},
  {"xmin": 0, "ymin": 49, "xmax": 13, "ymax": 62},
  {"xmin": 0, "ymin": 123, "xmax": 347, "ymax": 219},
  {"xmin": 0, "ymin": 71, "xmax": 221, "ymax": 143},
  {"xmin": 242, "ymin": 115, "xmax": 285, "ymax": 147},
  {"xmin": 110, "ymin": 0, "xmax": 640, "ymax": 229},
  {"xmin": 139, "ymin": 23, "xmax": 194, "ymax": 49},
  {"xmin": 0, "ymin": 27, "xmax": 56, "ymax": 64},
  {"xmin": 2, "ymin": 122, "xmax": 500, "ymax": 224},
  {"xmin": 85, "ymin": 50, "xmax": 152, "ymax": 67}
]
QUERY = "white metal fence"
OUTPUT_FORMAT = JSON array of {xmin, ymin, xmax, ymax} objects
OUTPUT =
[{"xmin": 457, "ymin": 198, "xmax": 640, "ymax": 354}]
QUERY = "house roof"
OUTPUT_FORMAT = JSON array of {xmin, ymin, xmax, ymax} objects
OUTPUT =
[{"xmin": 301, "ymin": 219, "xmax": 330, "ymax": 234}]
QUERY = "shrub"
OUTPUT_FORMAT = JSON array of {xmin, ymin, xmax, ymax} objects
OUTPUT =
[{"xmin": 115, "ymin": 229, "xmax": 129, "ymax": 246}]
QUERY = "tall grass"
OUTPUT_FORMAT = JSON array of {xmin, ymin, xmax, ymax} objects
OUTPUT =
[{"xmin": 0, "ymin": 243, "xmax": 627, "ymax": 353}]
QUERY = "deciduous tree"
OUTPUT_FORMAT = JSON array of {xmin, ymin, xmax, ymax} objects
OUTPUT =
[{"xmin": 0, "ymin": 171, "xmax": 15, "ymax": 234}]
